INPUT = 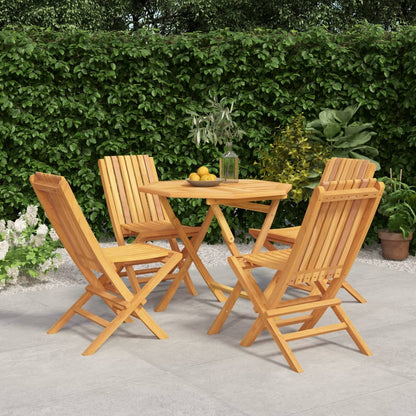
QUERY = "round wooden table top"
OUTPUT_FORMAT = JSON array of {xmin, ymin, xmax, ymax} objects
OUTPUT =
[{"xmin": 139, "ymin": 179, "xmax": 292, "ymax": 201}]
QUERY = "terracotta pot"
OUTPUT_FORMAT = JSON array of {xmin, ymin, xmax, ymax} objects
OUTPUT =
[{"xmin": 378, "ymin": 229, "xmax": 413, "ymax": 260}]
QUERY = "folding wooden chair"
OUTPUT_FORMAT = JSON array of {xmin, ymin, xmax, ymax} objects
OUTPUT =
[
  {"xmin": 249, "ymin": 158, "xmax": 376, "ymax": 302},
  {"xmin": 30, "ymin": 172, "xmax": 182, "ymax": 355},
  {"xmin": 209, "ymin": 179, "xmax": 384, "ymax": 372},
  {"xmin": 98, "ymin": 155, "xmax": 201, "ymax": 311}
]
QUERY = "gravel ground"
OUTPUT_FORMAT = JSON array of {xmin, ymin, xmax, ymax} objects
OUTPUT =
[{"xmin": 1, "ymin": 241, "xmax": 415, "ymax": 296}]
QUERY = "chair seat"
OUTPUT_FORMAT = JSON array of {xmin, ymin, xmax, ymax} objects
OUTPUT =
[
  {"xmin": 121, "ymin": 221, "xmax": 201, "ymax": 240},
  {"xmin": 249, "ymin": 227, "xmax": 300, "ymax": 246},
  {"xmin": 242, "ymin": 249, "xmax": 291, "ymax": 269},
  {"xmin": 103, "ymin": 243, "xmax": 174, "ymax": 265}
]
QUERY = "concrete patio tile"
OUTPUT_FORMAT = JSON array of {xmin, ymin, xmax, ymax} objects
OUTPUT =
[
  {"xmin": 1, "ymin": 345, "xmax": 246, "ymax": 416},
  {"xmin": 173, "ymin": 353, "xmax": 410, "ymax": 416},
  {"xmin": 292, "ymin": 381, "xmax": 416, "ymax": 416},
  {"xmin": 360, "ymin": 318, "xmax": 416, "ymax": 380}
]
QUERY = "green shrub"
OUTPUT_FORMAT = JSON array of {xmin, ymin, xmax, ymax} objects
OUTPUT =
[
  {"xmin": 257, "ymin": 114, "xmax": 329, "ymax": 203},
  {"xmin": 0, "ymin": 25, "xmax": 415, "ymax": 243}
]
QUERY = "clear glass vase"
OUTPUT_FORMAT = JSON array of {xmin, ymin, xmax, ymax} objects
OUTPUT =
[{"xmin": 219, "ymin": 141, "xmax": 239, "ymax": 182}]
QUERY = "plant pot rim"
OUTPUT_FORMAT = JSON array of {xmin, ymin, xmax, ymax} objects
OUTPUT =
[{"xmin": 378, "ymin": 229, "xmax": 413, "ymax": 241}]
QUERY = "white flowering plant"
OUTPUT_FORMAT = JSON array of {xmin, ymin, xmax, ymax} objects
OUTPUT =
[{"xmin": 0, "ymin": 205, "xmax": 61, "ymax": 284}]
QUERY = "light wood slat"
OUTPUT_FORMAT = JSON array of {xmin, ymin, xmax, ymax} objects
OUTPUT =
[
  {"xmin": 120, "ymin": 156, "xmax": 140, "ymax": 224},
  {"xmin": 103, "ymin": 244, "xmax": 171, "ymax": 264},
  {"xmin": 98, "ymin": 157, "xmax": 126, "ymax": 245},
  {"xmin": 138, "ymin": 155, "xmax": 159, "ymax": 221},
  {"xmin": 312, "ymin": 181, "xmax": 355, "ymax": 272},
  {"xmin": 128, "ymin": 156, "xmax": 147, "ymax": 223},
  {"xmin": 209, "ymin": 282, "xmax": 250, "ymax": 299},
  {"xmin": 145, "ymin": 156, "xmax": 165, "ymax": 221},
  {"xmin": 30, "ymin": 172, "xmax": 183, "ymax": 355},
  {"xmin": 271, "ymin": 295, "xmax": 322, "ymax": 308},
  {"xmin": 283, "ymin": 323, "xmax": 348, "ymax": 342},
  {"xmin": 111, "ymin": 156, "xmax": 132, "ymax": 225},
  {"xmin": 266, "ymin": 298, "xmax": 341, "ymax": 318},
  {"xmin": 321, "ymin": 186, "xmax": 380, "ymax": 201},
  {"xmin": 85, "ymin": 285, "xmax": 128, "ymax": 306},
  {"xmin": 242, "ymin": 249, "xmax": 291, "ymax": 269},
  {"xmin": 75, "ymin": 307, "xmax": 111, "ymax": 328},
  {"xmin": 211, "ymin": 201, "xmax": 272, "ymax": 213},
  {"xmin": 122, "ymin": 220, "xmax": 199, "ymax": 235},
  {"xmin": 133, "ymin": 155, "xmax": 153, "ymax": 222},
  {"xmin": 273, "ymin": 315, "xmax": 313, "ymax": 327}
]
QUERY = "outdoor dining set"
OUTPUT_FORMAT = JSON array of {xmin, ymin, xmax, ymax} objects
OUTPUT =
[{"xmin": 30, "ymin": 156, "xmax": 384, "ymax": 373}]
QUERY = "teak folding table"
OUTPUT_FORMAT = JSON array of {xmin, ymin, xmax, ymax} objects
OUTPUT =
[{"xmin": 139, "ymin": 179, "xmax": 292, "ymax": 309}]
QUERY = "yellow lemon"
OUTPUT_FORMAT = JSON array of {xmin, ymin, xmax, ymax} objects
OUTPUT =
[
  {"xmin": 207, "ymin": 174, "xmax": 217, "ymax": 181},
  {"xmin": 189, "ymin": 172, "xmax": 200, "ymax": 181},
  {"xmin": 200, "ymin": 174, "xmax": 211, "ymax": 181},
  {"xmin": 197, "ymin": 166, "xmax": 209, "ymax": 176}
]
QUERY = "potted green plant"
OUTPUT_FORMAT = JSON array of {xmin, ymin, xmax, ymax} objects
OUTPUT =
[
  {"xmin": 187, "ymin": 96, "xmax": 244, "ymax": 181},
  {"xmin": 377, "ymin": 170, "xmax": 416, "ymax": 260}
]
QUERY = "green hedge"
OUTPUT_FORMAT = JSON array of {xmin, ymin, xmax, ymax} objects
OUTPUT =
[{"xmin": 1, "ymin": 25, "xmax": 416, "ymax": 242}]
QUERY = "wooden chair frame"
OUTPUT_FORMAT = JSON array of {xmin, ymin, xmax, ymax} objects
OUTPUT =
[
  {"xmin": 249, "ymin": 158, "xmax": 376, "ymax": 303},
  {"xmin": 30, "ymin": 172, "xmax": 182, "ymax": 355},
  {"xmin": 98, "ymin": 155, "xmax": 200, "ymax": 311},
  {"xmin": 209, "ymin": 179, "xmax": 384, "ymax": 372}
]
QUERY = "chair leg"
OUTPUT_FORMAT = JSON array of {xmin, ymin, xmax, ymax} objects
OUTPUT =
[
  {"xmin": 169, "ymin": 238, "xmax": 198, "ymax": 296},
  {"xmin": 342, "ymin": 281, "xmax": 366, "ymax": 303},
  {"xmin": 240, "ymin": 316, "xmax": 265, "ymax": 347},
  {"xmin": 264, "ymin": 316, "xmax": 304, "ymax": 373},
  {"xmin": 82, "ymin": 296, "xmax": 169, "ymax": 356},
  {"xmin": 131, "ymin": 306, "xmax": 168, "ymax": 340},
  {"xmin": 208, "ymin": 281, "xmax": 243, "ymax": 335},
  {"xmin": 126, "ymin": 265, "xmax": 142, "ymax": 293},
  {"xmin": 48, "ymin": 291, "xmax": 93, "ymax": 334},
  {"xmin": 82, "ymin": 306, "xmax": 136, "ymax": 356},
  {"xmin": 154, "ymin": 268, "xmax": 186, "ymax": 312},
  {"xmin": 183, "ymin": 272, "xmax": 198, "ymax": 296},
  {"xmin": 332, "ymin": 304, "xmax": 372, "ymax": 356}
]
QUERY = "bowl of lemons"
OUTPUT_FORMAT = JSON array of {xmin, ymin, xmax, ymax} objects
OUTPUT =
[{"xmin": 186, "ymin": 166, "xmax": 223, "ymax": 187}]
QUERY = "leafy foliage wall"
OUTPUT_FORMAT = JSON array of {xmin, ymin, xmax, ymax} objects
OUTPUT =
[{"xmin": 1, "ymin": 25, "xmax": 415, "ymax": 241}]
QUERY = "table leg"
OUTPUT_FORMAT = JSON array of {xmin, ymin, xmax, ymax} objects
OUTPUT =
[
  {"xmin": 209, "ymin": 204, "xmax": 241, "ymax": 256},
  {"xmin": 207, "ymin": 198, "xmax": 283, "ymax": 331},
  {"xmin": 155, "ymin": 198, "xmax": 227, "ymax": 310},
  {"xmin": 250, "ymin": 199, "xmax": 281, "ymax": 254}
]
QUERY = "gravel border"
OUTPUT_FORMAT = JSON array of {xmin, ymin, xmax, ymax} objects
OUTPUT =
[{"xmin": 1, "ymin": 241, "xmax": 415, "ymax": 296}]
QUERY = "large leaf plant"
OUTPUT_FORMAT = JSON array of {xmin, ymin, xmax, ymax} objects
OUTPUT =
[{"xmin": 306, "ymin": 104, "xmax": 380, "ymax": 169}]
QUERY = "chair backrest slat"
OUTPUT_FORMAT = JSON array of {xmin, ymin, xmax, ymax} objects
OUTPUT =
[
  {"xmin": 129, "ymin": 155, "xmax": 151, "ymax": 223},
  {"xmin": 121, "ymin": 155, "xmax": 141, "ymax": 223},
  {"xmin": 144, "ymin": 156, "xmax": 165, "ymax": 220},
  {"xmin": 99, "ymin": 156, "xmax": 128, "ymax": 244},
  {"xmin": 111, "ymin": 155, "xmax": 133, "ymax": 224}
]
